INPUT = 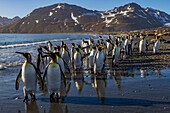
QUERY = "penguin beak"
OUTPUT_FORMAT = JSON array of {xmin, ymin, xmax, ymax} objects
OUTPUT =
[
  {"xmin": 15, "ymin": 51, "xmax": 25, "ymax": 56},
  {"xmin": 44, "ymin": 52, "xmax": 56, "ymax": 61},
  {"xmin": 15, "ymin": 52, "xmax": 31, "ymax": 62}
]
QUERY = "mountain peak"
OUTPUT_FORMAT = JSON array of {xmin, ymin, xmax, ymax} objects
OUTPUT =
[{"xmin": 0, "ymin": 2, "xmax": 169, "ymax": 33}]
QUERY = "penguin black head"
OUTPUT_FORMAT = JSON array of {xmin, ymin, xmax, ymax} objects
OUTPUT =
[
  {"xmin": 54, "ymin": 47, "xmax": 57, "ymax": 51},
  {"xmin": 108, "ymin": 35, "xmax": 111, "ymax": 39},
  {"xmin": 47, "ymin": 41, "xmax": 52, "ymax": 46},
  {"xmin": 72, "ymin": 43, "xmax": 75, "ymax": 47},
  {"xmin": 106, "ymin": 39, "xmax": 110, "ymax": 42},
  {"xmin": 156, "ymin": 36, "xmax": 160, "ymax": 40},
  {"xmin": 91, "ymin": 40, "xmax": 94, "ymax": 44},
  {"xmin": 77, "ymin": 44, "xmax": 81, "ymax": 49},
  {"xmin": 75, "ymin": 48, "xmax": 79, "ymax": 52},
  {"xmin": 90, "ymin": 38, "xmax": 94, "ymax": 42},
  {"xmin": 63, "ymin": 44, "xmax": 67, "ymax": 49},
  {"xmin": 101, "ymin": 41, "xmax": 104, "ymax": 45},
  {"xmin": 84, "ymin": 41, "xmax": 88, "ymax": 44},
  {"xmin": 61, "ymin": 41, "xmax": 65, "ymax": 48},
  {"xmin": 97, "ymin": 40, "xmax": 100, "ymax": 44},
  {"xmin": 142, "ymin": 36, "xmax": 145, "ymax": 39},
  {"xmin": 55, "ymin": 51, "xmax": 61, "ymax": 57},
  {"xmin": 45, "ymin": 52, "xmax": 57, "ymax": 62},
  {"xmin": 42, "ymin": 46, "xmax": 49, "ymax": 52},
  {"xmin": 98, "ymin": 47, "xmax": 102, "ymax": 52},
  {"xmin": 96, "ymin": 43, "xmax": 100, "ymax": 48},
  {"xmin": 15, "ymin": 52, "xmax": 32, "ymax": 62},
  {"xmin": 92, "ymin": 46, "xmax": 96, "ymax": 50},
  {"xmin": 37, "ymin": 47, "xmax": 42, "ymax": 53}
]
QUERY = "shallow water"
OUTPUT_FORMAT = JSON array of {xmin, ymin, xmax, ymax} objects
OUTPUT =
[
  {"xmin": 0, "ymin": 58, "xmax": 170, "ymax": 112},
  {"xmin": 0, "ymin": 34, "xmax": 99, "ymax": 67}
]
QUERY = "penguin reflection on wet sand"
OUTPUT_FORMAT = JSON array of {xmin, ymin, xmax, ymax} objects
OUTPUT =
[
  {"xmin": 43, "ymin": 52, "xmax": 66, "ymax": 102},
  {"xmin": 91, "ymin": 75, "xmax": 107, "ymax": 104},
  {"xmin": 49, "ymin": 103, "xmax": 68, "ymax": 113},
  {"xmin": 25, "ymin": 101, "xmax": 39, "ymax": 113},
  {"xmin": 15, "ymin": 52, "xmax": 43, "ymax": 103}
]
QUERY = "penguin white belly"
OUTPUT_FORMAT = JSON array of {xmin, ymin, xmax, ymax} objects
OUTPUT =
[
  {"xmin": 84, "ymin": 43, "xmax": 89, "ymax": 54},
  {"xmin": 139, "ymin": 41, "xmax": 142, "ymax": 53},
  {"xmin": 71, "ymin": 48, "xmax": 76, "ymax": 62},
  {"xmin": 22, "ymin": 63, "xmax": 37, "ymax": 93},
  {"xmin": 74, "ymin": 54, "xmax": 81, "ymax": 69},
  {"xmin": 57, "ymin": 59, "xmax": 65, "ymax": 73},
  {"xmin": 46, "ymin": 64, "xmax": 61, "ymax": 93},
  {"xmin": 89, "ymin": 51, "xmax": 96, "ymax": 68},
  {"xmin": 96, "ymin": 53, "xmax": 104, "ymax": 71},
  {"xmin": 62, "ymin": 52, "xmax": 69, "ymax": 64},
  {"xmin": 153, "ymin": 41, "xmax": 160, "ymax": 53},
  {"xmin": 94, "ymin": 77, "xmax": 105, "ymax": 97}
]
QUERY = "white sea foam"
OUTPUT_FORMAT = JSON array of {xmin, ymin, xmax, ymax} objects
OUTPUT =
[
  {"xmin": 0, "ymin": 39, "xmax": 69, "ymax": 49},
  {"xmin": 0, "ymin": 65, "xmax": 6, "ymax": 70}
]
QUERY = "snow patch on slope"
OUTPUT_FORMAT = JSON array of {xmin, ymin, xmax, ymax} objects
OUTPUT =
[
  {"xmin": 71, "ymin": 12, "xmax": 79, "ymax": 25},
  {"xmin": 49, "ymin": 12, "xmax": 53, "ymax": 16}
]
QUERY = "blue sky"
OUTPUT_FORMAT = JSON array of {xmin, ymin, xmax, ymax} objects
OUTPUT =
[{"xmin": 0, "ymin": 0, "xmax": 170, "ymax": 18}]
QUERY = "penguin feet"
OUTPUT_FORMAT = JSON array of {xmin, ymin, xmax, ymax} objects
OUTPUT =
[
  {"xmin": 55, "ymin": 93, "xmax": 59, "ymax": 103},
  {"xmin": 30, "ymin": 93, "xmax": 36, "ymax": 101},
  {"xmin": 50, "ymin": 93, "xmax": 55, "ymax": 103},
  {"xmin": 23, "ymin": 95, "xmax": 29, "ymax": 103}
]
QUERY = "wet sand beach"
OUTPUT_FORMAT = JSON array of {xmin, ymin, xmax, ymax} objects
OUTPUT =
[{"xmin": 0, "ymin": 35, "xmax": 170, "ymax": 113}]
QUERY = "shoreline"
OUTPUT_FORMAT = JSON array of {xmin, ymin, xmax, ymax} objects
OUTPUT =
[{"xmin": 0, "ymin": 35, "xmax": 170, "ymax": 113}]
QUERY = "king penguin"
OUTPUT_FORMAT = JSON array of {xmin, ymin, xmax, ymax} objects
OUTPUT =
[
  {"xmin": 43, "ymin": 52, "xmax": 66, "ymax": 102},
  {"xmin": 55, "ymin": 51, "xmax": 70, "ymax": 73},
  {"xmin": 36, "ymin": 47, "xmax": 45, "ymax": 74},
  {"xmin": 139, "ymin": 36, "xmax": 146, "ymax": 54},
  {"xmin": 106, "ymin": 39, "xmax": 113, "ymax": 56},
  {"xmin": 73, "ymin": 48, "xmax": 82, "ymax": 70},
  {"xmin": 89, "ymin": 46, "xmax": 97, "ymax": 71},
  {"xmin": 153, "ymin": 36, "xmax": 160, "ymax": 53},
  {"xmin": 112, "ymin": 40, "xmax": 120, "ymax": 66},
  {"xmin": 93, "ymin": 47, "xmax": 104, "ymax": 74},
  {"xmin": 70, "ymin": 43, "xmax": 76, "ymax": 64},
  {"xmin": 47, "ymin": 41, "xmax": 53, "ymax": 51},
  {"xmin": 15, "ymin": 52, "xmax": 43, "ymax": 102},
  {"xmin": 61, "ymin": 44, "xmax": 70, "ymax": 64}
]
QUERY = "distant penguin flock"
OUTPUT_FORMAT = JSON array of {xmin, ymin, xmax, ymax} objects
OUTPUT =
[{"xmin": 15, "ymin": 34, "xmax": 164, "ymax": 103}]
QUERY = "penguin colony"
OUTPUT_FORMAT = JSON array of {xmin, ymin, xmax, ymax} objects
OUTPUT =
[{"xmin": 15, "ymin": 35, "xmax": 163, "ymax": 103}]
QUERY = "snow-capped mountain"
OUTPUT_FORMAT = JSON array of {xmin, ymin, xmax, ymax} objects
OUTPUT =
[
  {"xmin": 0, "ymin": 3, "xmax": 169, "ymax": 33},
  {"xmin": 0, "ymin": 16, "xmax": 20, "ymax": 27}
]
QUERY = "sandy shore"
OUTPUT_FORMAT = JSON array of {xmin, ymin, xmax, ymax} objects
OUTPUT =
[{"xmin": 0, "ymin": 36, "xmax": 170, "ymax": 113}]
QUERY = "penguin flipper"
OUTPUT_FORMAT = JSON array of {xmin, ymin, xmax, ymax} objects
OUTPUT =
[
  {"xmin": 62, "ymin": 58, "xmax": 70, "ymax": 73},
  {"xmin": 58, "ymin": 64, "xmax": 66, "ymax": 87},
  {"xmin": 40, "ymin": 54, "xmax": 45, "ymax": 69},
  {"xmin": 43, "ymin": 63, "xmax": 50, "ymax": 81},
  {"xmin": 31, "ymin": 63, "xmax": 44, "ymax": 90},
  {"xmin": 16, "ymin": 68, "xmax": 22, "ymax": 90}
]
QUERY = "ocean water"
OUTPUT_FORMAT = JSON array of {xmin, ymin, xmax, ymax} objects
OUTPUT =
[{"xmin": 0, "ymin": 34, "xmax": 99, "ymax": 68}]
